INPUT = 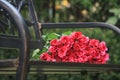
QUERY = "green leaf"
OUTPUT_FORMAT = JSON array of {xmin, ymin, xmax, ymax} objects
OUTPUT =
[
  {"xmin": 32, "ymin": 49, "xmax": 40, "ymax": 59},
  {"xmin": 109, "ymin": 8, "xmax": 120, "ymax": 16},
  {"xmin": 106, "ymin": 17, "xmax": 118, "ymax": 25},
  {"xmin": 40, "ymin": 47, "xmax": 48, "ymax": 53},
  {"xmin": 45, "ymin": 33, "xmax": 60, "ymax": 40},
  {"xmin": 118, "ymin": 14, "xmax": 120, "ymax": 19},
  {"xmin": 62, "ymin": 31, "xmax": 72, "ymax": 36}
]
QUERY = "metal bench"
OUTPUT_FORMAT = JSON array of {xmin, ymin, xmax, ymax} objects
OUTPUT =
[{"xmin": 0, "ymin": 0, "xmax": 120, "ymax": 80}]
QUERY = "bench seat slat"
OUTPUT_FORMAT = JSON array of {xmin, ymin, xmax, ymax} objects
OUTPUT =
[{"xmin": 0, "ymin": 60, "xmax": 119, "ymax": 75}]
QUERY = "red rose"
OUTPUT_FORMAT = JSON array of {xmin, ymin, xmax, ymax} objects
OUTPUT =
[
  {"xmin": 68, "ymin": 56, "xmax": 75, "ymax": 62},
  {"xmin": 77, "ymin": 57, "xmax": 84, "ymax": 63},
  {"xmin": 58, "ymin": 46, "xmax": 68, "ymax": 58},
  {"xmin": 55, "ymin": 56, "xmax": 62, "ymax": 62},
  {"xmin": 39, "ymin": 31, "xmax": 109, "ymax": 64},
  {"xmin": 50, "ymin": 39, "xmax": 58, "ymax": 46},
  {"xmin": 99, "ymin": 41, "xmax": 108, "ymax": 52},
  {"xmin": 48, "ymin": 46, "xmax": 57, "ymax": 54},
  {"xmin": 59, "ymin": 36, "xmax": 70, "ymax": 44},
  {"xmin": 40, "ymin": 52, "xmax": 51, "ymax": 61},
  {"xmin": 102, "ymin": 53, "xmax": 109, "ymax": 61},
  {"xmin": 59, "ymin": 36, "xmax": 74, "ymax": 48},
  {"xmin": 73, "ymin": 42, "xmax": 81, "ymax": 51},
  {"xmin": 76, "ymin": 51, "xmax": 85, "ymax": 58},
  {"xmin": 89, "ymin": 39, "xmax": 100, "ymax": 47},
  {"xmin": 79, "ymin": 36, "xmax": 89, "ymax": 44},
  {"xmin": 62, "ymin": 56, "xmax": 68, "ymax": 62},
  {"xmin": 51, "ymin": 58, "xmax": 56, "ymax": 62},
  {"xmin": 71, "ymin": 32, "xmax": 82, "ymax": 39}
]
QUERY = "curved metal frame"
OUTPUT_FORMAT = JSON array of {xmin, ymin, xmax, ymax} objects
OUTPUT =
[
  {"xmin": 0, "ymin": 0, "xmax": 30, "ymax": 80},
  {"xmin": 42, "ymin": 22, "xmax": 120, "ymax": 35}
]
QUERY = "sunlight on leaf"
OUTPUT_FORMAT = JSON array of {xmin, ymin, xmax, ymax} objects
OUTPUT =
[
  {"xmin": 109, "ymin": 8, "xmax": 120, "ymax": 16},
  {"xmin": 106, "ymin": 17, "xmax": 118, "ymax": 25},
  {"xmin": 32, "ymin": 49, "xmax": 40, "ymax": 59}
]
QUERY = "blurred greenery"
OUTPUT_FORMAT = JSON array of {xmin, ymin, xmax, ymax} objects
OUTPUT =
[{"xmin": 0, "ymin": 0, "xmax": 120, "ymax": 80}]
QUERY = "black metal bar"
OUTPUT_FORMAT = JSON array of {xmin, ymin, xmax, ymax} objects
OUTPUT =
[
  {"xmin": 0, "ymin": 36, "xmax": 20, "ymax": 48},
  {"xmin": 29, "ymin": 40, "xmax": 43, "ymax": 49},
  {"xmin": 17, "ymin": 0, "xmax": 25, "ymax": 12},
  {"xmin": 27, "ymin": 0, "xmax": 44, "ymax": 50},
  {"xmin": 0, "ymin": 36, "xmax": 43, "ymax": 49},
  {"xmin": 41, "ymin": 22, "xmax": 120, "ymax": 35},
  {"xmin": 28, "ymin": 0, "xmax": 42, "ymax": 39},
  {"xmin": 0, "ymin": 21, "xmax": 6, "ymax": 33}
]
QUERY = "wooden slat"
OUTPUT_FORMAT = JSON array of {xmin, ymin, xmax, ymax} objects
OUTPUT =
[
  {"xmin": 0, "ymin": 60, "xmax": 120, "ymax": 75},
  {"xmin": 30, "ymin": 60, "xmax": 120, "ymax": 73},
  {"xmin": 0, "ymin": 59, "xmax": 16, "ymax": 67}
]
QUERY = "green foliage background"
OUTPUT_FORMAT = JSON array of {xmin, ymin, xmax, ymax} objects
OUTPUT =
[{"xmin": 0, "ymin": 0, "xmax": 120, "ymax": 80}]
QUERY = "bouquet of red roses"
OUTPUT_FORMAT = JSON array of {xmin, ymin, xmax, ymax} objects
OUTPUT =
[{"xmin": 40, "ymin": 32, "xmax": 109, "ymax": 64}]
